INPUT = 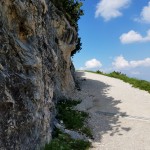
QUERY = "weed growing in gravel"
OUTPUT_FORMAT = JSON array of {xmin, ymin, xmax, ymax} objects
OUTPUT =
[{"xmin": 44, "ymin": 129, "xmax": 91, "ymax": 150}]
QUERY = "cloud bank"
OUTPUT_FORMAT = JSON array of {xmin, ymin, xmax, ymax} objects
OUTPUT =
[
  {"xmin": 95, "ymin": 0, "xmax": 131, "ymax": 21},
  {"xmin": 112, "ymin": 56, "xmax": 150, "ymax": 69},
  {"xmin": 120, "ymin": 30, "xmax": 150, "ymax": 44}
]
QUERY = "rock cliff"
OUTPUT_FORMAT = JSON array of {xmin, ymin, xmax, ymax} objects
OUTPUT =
[{"xmin": 0, "ymin": 0, "xmax": 77, "ymax": 149}]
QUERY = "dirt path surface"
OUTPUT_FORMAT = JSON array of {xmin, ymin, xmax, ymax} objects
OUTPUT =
[{"xmin": 73, "ymin": 71, "xmax": 150, "ymax": 150}]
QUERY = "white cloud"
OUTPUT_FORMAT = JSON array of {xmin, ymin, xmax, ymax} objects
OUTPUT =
[
  {"xmin": 120, "ymin": 30, "xmax": 150, "ymax": 44},
  {"xmin": 80, "ymin": 59, "xmax": 102, "ymax": 70},
  {"xmin": 112, "ymin": 56, "xmax": 150, "ymax": 69},
  {"xmin": 130, "ymin": 58, "xmax": 150, "ymax": 67},
  {"xmin": 135, "ymin": 1, "xmax": 150, "ymax": 24},
  {"xmin": 112, "ymin": 56, "xmax": 129, "ymax": 69},
  {"xmin": 95, "ymin": 0, "xmax": 131, "ymax": 21},
  {"xmin": 85, "ymin": 59, "xmax": 102, "ymax": 69}
]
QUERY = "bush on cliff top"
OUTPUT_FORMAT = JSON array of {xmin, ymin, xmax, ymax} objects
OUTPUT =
[
  {"xmin": 51, "ymin": 0, "xmax": 84, "ymax": 28},
  {"xmin": 51, "ymin": 0, "xmax": 84, "ymax": 56}
]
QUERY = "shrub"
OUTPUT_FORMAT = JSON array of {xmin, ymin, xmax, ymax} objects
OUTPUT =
[
  {"xmin": 56, "ymin": 99, "xmax": 92, "ymax": 138},
  {"xmin": 51, "ymin": 0, "xmax": 84, "ymax": 29},
  {"xmin": 44, "ymin": 129, "xmax": 91, "ymax": 150}
]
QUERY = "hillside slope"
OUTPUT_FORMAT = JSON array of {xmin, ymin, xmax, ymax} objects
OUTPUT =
[{"xmin": 74, "ymin": 71, "xmax": 150, "ymax": 150}]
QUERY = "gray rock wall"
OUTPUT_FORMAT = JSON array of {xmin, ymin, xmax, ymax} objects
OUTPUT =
[{"xmin": 0, "ymin": 0, "xmax": 77, "ymax": 149}]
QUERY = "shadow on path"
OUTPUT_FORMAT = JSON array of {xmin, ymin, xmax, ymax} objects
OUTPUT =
[{"xmin": 75, "ymin": 72, "xmax": 131, "ymax": 142}]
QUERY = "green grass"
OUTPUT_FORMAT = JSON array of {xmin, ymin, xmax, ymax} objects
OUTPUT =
[
  {"xmin": 56, "ymin": 99, "xmax": 93, "ymax": 138},
  {"xmin": 44, "ymin": 129, "xmax": 91, "ymax": 150},
  {"xmin": 86, "ymin": 70, "xmax": 150, "ymax": 93},
  {"xmin": 44, "ymin": 99, "xmax": 92, "ymax": 150}
]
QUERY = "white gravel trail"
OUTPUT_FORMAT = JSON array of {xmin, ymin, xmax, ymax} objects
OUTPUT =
[{"xmin": 73, "ymin": 71, "xmax": 150, "ymax": 150}]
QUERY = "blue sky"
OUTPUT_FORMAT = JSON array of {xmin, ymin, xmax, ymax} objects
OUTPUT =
[{"xmin": 72, "ymin": 0, "xmax": 150, "ymax": 81}]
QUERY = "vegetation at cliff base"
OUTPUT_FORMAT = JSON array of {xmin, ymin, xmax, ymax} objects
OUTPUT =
[
  {"xmin": 44, "ymin": 129, "xmax": 91, "ymax": 150},
  {"xmin": 86, "ymin": 70, "xmax": 150, "ymax": 93},
  {"xmin": 56, "ymin": 99, "xmax": 92, "ymax": 138},
  {"xmin": 44, "ymin": 99, "xmax": 92, "ymax": 150}
]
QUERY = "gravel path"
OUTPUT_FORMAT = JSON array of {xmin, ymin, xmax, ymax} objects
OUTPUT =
[{"xmin": 73, "ymin": 71, "xmax": 150, "ymax": 150}]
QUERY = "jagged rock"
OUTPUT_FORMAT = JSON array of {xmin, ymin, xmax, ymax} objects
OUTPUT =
[{"xmin": 0, "ymin": 1, "xmax": 77, "ymax": 149}]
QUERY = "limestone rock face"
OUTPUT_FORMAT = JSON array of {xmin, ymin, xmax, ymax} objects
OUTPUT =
[{"xmin": 0, "ymin": 0, "xmax": 77, "ymax": 149}]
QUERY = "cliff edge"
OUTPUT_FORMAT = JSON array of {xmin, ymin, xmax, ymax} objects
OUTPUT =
[{"xmin": 0, "ymin": 0, "xmax": 78, "ymax": 149}]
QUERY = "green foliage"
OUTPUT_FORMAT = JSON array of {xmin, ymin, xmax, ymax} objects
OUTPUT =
[
  {"xmin": 96, "ymin": 70, "xmax": 104, "ymax": 74},
  {"xmin": 85, "ymin": 70, "xmax": 104, "ymax": 75},
  {"xmin": 51, "ymin": 0, "xmax": 84, "ymax": 28},
  {"xmin": 71, "ymin": 37, "xmax": 82, "ymax": 56},
  {"xmin": 51, "ymin": 0, "xmax": 84, "ymax": 56},
  {"xmin": 88, "ymin": 70, "xmax": 150, "ymax": 93},
  {"xmin": 106, "ymin": 71, "xmax": 150, "ymax": 93},
  {"xmin": 56, "ymin": 99, "xmax": 93, "ymax": 138},
  {"xmin": 44, "ymin": 99, "xmax": 92, "ymax": 150},
  {"xmin": 44, "ymin": 129, "xmax": 91, "ymax": 150}
]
